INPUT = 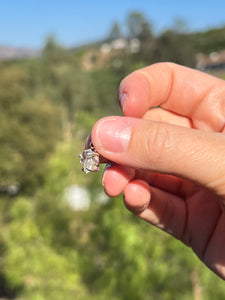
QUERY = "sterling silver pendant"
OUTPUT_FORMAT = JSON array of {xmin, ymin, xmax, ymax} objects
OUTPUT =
[{"xmin": 79, "ymin": 144, "xmax": 100, "ymax": 174}]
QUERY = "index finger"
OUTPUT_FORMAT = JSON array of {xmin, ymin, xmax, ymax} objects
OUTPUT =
[{"xmin": 119, "ymin": 63, "xmax": 225, "ymax": 132}]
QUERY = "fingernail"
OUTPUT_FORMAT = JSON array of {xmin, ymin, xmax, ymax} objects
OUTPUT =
[
  {"xmin": 102, "ymin": 163, "xmax": 113, "ymax": 186},
  {"xmin": 96, "ymin": 117, "xmax": 131, "ymax": 153},
  {"xmin": 120, "ymin": 93, "xmax": 128, "ymax": 112}
]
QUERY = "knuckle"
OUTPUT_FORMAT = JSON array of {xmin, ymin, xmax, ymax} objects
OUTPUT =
[{"xmin": 146, "ymin": 123, "xmax": 172, "ymax": 163}]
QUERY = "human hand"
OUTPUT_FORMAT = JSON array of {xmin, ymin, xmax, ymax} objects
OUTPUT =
[{"xmin": 91, "ymin": 63, "xmax": 225, "ymax": 279}]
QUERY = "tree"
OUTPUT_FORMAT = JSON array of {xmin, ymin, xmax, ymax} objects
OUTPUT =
[
  {"xmin": 41, "ymin": 35, "xmax": 71, "ymax": 65},
  {"xmin": 154, "ymin": 29, "xmax": 195, "ymax": 67},
  {"xmin": 107, "ymin": 22, "xmax": 123, "ymax": 41},
  {"xmin": 126, "ymin": 11, "xmax": 155, "ymax": 63},
  {"xmin": 138, "ymin": 21, "xmax": 155, "ymax": 62},
  {"xmin": 0, "ymin": 65, "xmax": 60, "ymax": 194},
  {"xmin": 126, "ymin": 11, "xmax": 149, "ymax": 39},
  {"xmin": 171, "ymin": 18, "xmax": 190, "ymax": 34},
  {"xmin": 190, "ymin": 26, "xmax": 225, "ymax": 54},
  {"xmin": 2, "ymin": 197, "xmax": 90, "ymax": 300}
]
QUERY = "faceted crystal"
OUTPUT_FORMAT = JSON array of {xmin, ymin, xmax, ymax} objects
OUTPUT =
[{"xmin": 79, "ymin": 148, "xmax": 100, "ymax": 174}]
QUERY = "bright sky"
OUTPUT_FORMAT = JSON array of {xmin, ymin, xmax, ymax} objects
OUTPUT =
[{"xmin": 1, "ymin": 0, "xmax": 225, "ymax": 49}]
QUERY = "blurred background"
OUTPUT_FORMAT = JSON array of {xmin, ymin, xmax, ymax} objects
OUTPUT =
[{"xmin": 1, "ymin": 0, "xmax": 225, "ymax": 299}]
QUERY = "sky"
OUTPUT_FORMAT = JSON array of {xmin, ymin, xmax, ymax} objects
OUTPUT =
[{"xmin": 1, "ymin": 0, "xmax": 225, "ymax": 49}]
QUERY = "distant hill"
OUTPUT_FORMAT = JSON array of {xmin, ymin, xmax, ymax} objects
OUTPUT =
[
  {"xmin": 0, "ymin": 46, "xmax": 40, "ymax": 61},
  {"xmin": 1, "ymin": 25, "xmax": 225, "ymax": 62}
]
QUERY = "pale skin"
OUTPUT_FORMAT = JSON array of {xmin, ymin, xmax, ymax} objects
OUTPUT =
[{"xmin": 90, "ymin": 62, "xmax": 225, "ymax": 279}]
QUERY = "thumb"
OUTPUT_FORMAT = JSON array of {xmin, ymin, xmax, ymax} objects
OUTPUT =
[{"xmin": 92, "ymin": 116, "xmax": 225, "ymax": 196}]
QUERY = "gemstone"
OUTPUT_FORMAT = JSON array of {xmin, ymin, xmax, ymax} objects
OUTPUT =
[{"xmin": 79, "ymin": 148, "xmax": 100, "ymax": 174}]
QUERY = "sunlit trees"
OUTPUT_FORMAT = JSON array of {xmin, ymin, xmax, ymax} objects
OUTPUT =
[{"xmin": 0, "ymin": 65, "xmax": 60, "ymax": 194}]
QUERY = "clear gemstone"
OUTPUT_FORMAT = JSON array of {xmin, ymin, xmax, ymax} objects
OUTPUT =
[{"xmin": 79, "ymin": 148, "xmax": 100, "ymax": 173}]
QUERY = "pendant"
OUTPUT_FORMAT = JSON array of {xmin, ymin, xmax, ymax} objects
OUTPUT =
[{"xmin": 79, "ymin": 144, "xmax": 100, "ymax": 174}]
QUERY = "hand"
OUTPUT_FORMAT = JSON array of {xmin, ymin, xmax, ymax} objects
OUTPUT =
[{"xmin": 91, "ymin": 63, "xmax": 225, "ymax": 279}]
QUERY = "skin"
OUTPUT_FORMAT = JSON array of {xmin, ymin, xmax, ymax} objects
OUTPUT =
[{"xmin": 90, "ymin": 62, "xmax": 225, "ymax": 279}]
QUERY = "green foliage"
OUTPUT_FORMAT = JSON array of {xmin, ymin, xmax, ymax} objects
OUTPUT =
[
  {"xmin": 0, "ymin": 66, "xmax": 60, "ymax": 193},
  {"xmin": 89, "ymin": 67, "xmax": 122, "ymax": 117},
  {"xmin": 78, "ymin": 198, "xmax": 198, "ymax": 300},
  {"xmin": 2, "ymin": 197, "xmax": 90, "ymax": 300},
  {"xmin": 154, "ymin": 30, "xmax": 196, "ymax": 67},
  {"xmin": 190, "ymin": 26, "xmax": 225, "ymax": 54},
  {"xmin": 41, "ymin": 35, "xmax": 72, "ymax": 65}
]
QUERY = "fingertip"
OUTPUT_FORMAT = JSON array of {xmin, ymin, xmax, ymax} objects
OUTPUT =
[
  {"xmin": 102, "ymin": 164, "xmax": 135, "ymax": 197},
  {"xmin": 123, "ymin": 179, "xmax": 151, "ymax": 214},
  {"xmin": 119, "ymin": 70, "xmax": 151, "ymax": 117}
]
